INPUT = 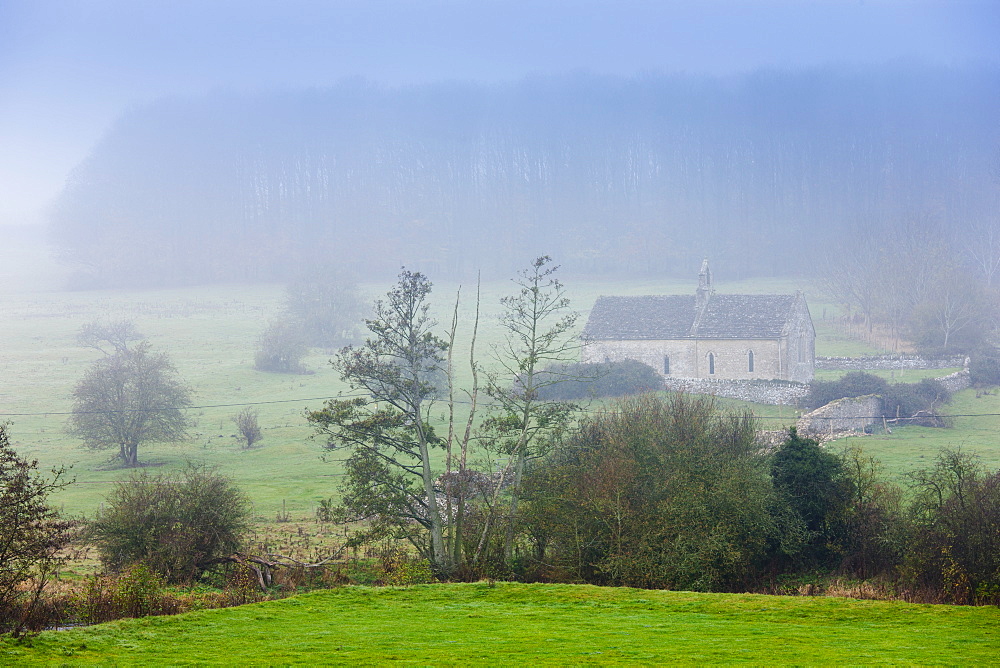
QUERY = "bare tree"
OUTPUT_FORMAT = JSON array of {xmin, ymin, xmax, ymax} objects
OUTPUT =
[
  {"xmin": 818, "ymin": 240, "xmax": 881, "ymax": 333},
  {"xmin": 911, "ymin": 267, "xmax": 992, "ymax": 350},
  {"xmin": 69, "ymin": 341, "xmax": 192, "ymax": 467},
  {"xmin": 963, "ymin": 218, "xmax": 1000, "ymax": 288},
  {"xmin": 77, "ymin": 319, "xmax": 144, "ymax": 355},
  {"xmin": 443, "ymin": 279, "xmax": 481, "ymax": 566},
  {"xmin": 232, "ymin": 407, "xmax": 264, "ymax": 449}
]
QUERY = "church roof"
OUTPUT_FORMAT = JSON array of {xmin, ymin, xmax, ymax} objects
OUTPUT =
[{"xmin": 583, "ymin": 293, "xmax": 800, "ymax": 341}]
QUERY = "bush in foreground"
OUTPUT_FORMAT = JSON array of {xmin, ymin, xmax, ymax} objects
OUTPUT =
[
  {"xmin": 520, "ymin": 394, "xmax": 788, "ymax": 591},
  {"xmin": 0, "ymin": 424, "xmax": 75, "ymax": 634},
  {"xmin": 88, "ymin": 466, "xmax": 252, "ymax": 583}
]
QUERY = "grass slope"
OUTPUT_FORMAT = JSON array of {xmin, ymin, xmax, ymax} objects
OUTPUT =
[{"xmin": 3, "ymin": 583, "xmax": 998, "ymax": 665}]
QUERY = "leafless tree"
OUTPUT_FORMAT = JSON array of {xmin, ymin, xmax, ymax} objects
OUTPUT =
[
  {"xmin": 232, "ymin": 407, "xmax": 264, "ymax": 449},
  {"xmin": 77, "ymin": 319, "xmax": 144, "ymax": 355}
]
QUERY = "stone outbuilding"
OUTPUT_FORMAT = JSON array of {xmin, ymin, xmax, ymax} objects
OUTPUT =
[{"xmin": 581, "ymin": 260, "xmax": 815, "ymax": 383}]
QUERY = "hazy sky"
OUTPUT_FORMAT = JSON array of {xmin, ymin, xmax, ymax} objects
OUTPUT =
[{"xmin": 1, "ymin": 0, "xmax": 997, "ymax": 227}]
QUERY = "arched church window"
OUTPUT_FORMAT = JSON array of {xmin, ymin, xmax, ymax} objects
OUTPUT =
[
  {"xmin": 663, "ymin": 355, "xmax": 670, "ymax": 375},
  {"xmin": 748, "ymin": 350, "xmax": 754, "ymax": 373},
  {"xmin": 708, "ymin": 353, "xmax": 715, "ymax": 375}
]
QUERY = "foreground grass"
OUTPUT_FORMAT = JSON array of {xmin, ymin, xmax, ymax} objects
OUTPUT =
[{"xmin": 3, "ymin": 583, "xmax": 998, "ymax": 665}]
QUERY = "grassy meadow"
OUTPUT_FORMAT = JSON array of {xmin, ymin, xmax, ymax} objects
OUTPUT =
[
  {"xmin": 3, "ymin": 583, "xmax": 998, "ymax": 665},
  {"xmin": 4, "ymin": 258, "xmax": 1000, "ymax": 663},
  {"xmin": 2, "ymin": 265, "xmax": 998, "ymax": 521}
]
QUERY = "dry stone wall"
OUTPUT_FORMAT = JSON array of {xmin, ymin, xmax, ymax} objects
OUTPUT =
[
  {"xmin": 934, "ymin": 369, "xmax": 972, "ymax": 393},
  {"xmin": 797, "ymin": 395, "xmax": 881, "ymax": 437},
  {"xmin": 662, "ymin": 377, "xmax": 808, "ymax": 405},
  {"xmin": 816, "ymin": 354, "xmax": 967, "ymax": 370}
]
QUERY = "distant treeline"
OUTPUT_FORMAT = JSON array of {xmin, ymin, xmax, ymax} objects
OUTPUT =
[{"xmin": 51, "ymin": 65, "xmax": 1000, "ymax": 287}]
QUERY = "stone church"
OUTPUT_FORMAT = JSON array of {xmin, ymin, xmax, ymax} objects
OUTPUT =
[{"xmin": 581, "ymin": 261, "xmax": 815, "ymax": 383}]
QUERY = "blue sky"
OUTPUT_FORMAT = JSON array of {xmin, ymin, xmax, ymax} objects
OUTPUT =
[{"xmin": 1, "ymin": 0, "xmax": 997, "ymax": 226}]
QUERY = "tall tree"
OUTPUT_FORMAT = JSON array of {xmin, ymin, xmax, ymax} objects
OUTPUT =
[
  {"xmin": 475, "ymin": 256, "xmax": 579, "ymax": 564},
  {"xmin": 69, "ymin": 341, "xmax": 192, "ymax": 467},
  {"xmin": 306, "ymin": 270, "xmax": 453, "ymax": 573}
]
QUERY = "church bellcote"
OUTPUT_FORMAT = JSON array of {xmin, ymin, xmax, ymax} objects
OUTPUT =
[{"xmin": 695, "ymin": 258, "xmax": 713, "ymax": 311}]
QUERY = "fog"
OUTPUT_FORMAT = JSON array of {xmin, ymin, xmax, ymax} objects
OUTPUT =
[{"xmin": 2, "ymin": 0, "xmax": 998, "ymax": 286}]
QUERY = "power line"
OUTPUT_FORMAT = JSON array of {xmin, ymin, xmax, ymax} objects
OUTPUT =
[
  {"xmin": 0, "ymin": 394, "xmax": 360, "ymax": 417},
  {"xmin": 2, "ymin": 393, "xmax": 999, "ymax": 422}
]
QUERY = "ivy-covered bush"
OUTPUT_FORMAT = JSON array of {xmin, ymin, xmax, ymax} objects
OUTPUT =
[
  {"xmin": 534, "ymin": 359, "xmax": 663, "ymax": 400},
  {"xmin": 805, "ymin": 372, "xmax": 950, "ymax": 421}
]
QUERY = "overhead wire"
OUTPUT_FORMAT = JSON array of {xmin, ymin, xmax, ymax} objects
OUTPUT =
[{"xmin": 2, "ymin": 392, "xmax": 998, "ymax": 421}]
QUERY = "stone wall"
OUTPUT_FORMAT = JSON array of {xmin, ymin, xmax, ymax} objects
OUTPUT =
[
  {"xmin": 797, "ymin": 395, "xmax": 881, "ymax": 436},
  {"xmin": 815, "ymin": 354, "xmax": 967, "ymax": 371},
  {"xmin": 662, "ymin": 377, "xmax": 809, "ymax": 405},
  {"xmin": 934, "ymin": 368, "xmax": 972, "ymax": 393}
]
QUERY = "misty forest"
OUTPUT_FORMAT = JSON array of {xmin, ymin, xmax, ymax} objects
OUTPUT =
[
  {"xmin": 52, "ymin": 66, "xmax": 1000, "ymax": 286},
  {"xmin": 4, "ymin": 59, "xmax": 1000, "ymax": 660}
]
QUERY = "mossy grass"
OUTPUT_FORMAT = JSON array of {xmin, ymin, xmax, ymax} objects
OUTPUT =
[{"xmin": 2, "ymin": 583, "xmax": 998, "ymax": 665}]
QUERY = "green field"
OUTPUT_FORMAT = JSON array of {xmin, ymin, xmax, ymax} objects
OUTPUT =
[
  {"xmin": 2, "ymin": 583, "xmax": 997, "ymax": 665},
  {"xmin": 1, "ymin": 274, "xmax": 997, "ymax": 520}
]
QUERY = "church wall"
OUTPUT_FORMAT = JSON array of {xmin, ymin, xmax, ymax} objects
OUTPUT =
[
  {"xmin": 581, "ymin": 339, "xmax": 698, "ymax": 377},
  {"xmin": 783, "ymin": 298, "xmax": 816, "ymax": 383},
  {"xmin": 693, "ymin": 338, "xmax": 783, "ymax": 380},
  {"xmin": 583, "ymin": 338, "xmax": 796, "ymax": 381}
]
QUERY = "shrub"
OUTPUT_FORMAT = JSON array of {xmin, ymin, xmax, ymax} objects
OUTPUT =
[
  {"xmin": 905, "ymin": 450, "xmax": 1000, "ymax": 604},
  {"xmin": 770, "ymin": 428, "xmax": 849, "ymax": 567},
  {"xmin": 520, "ymin": 394, "xmax": 788, "ymax": 591},
  {"xmin": 254, "ymin": 321, "xmax": 309, "ymax": 373},
  {"xmin": 534, "ymin": 359, "xmax": 663, "ymax": 400},
  {"xmin": 805, "ymin": 372, "xmax": 888, "ymax": 409},
  {"xmin": 232, "ymin": 406, "xmax": 264, "ymax": 449},
  {"xmin": 88, "ymin": 466, "xmax": 252, "ymax": 583},
  {"xmin": 0, "ymin": 424, "xmax": 75, "ymax": 634},
  {"xmin": 881, "ymin": 379, "xmax": 950, "ymax": 421},
  {"xmin": 969, "ymin": 344, "xmax": 1000, "ymax": 387},
  {"xmin": 72, "ymin": 565, "xmax": 180, "ymax": 624},
  {"xmin": 806, "ymin": 372, "xmax": 951, "ymax": 421}
]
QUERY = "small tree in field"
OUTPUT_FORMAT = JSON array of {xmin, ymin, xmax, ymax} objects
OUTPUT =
[
  {"xmin": 0, "ymin": 424, "xmax": 74, "ymax": 634},
  {"xmin": 69, "ymin": 341, "xmax": 192, "ymax": 467},
  {"xmin": 254, "ymin": 320, "xmax": 309, "ymax": 373},
  {"xmin": 76, "ymin": 319, "xmax": 144, "ymax": 355},
  {"xmin": 232, "ymin": 407, "xmax": 263, "ymax": 449}
]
